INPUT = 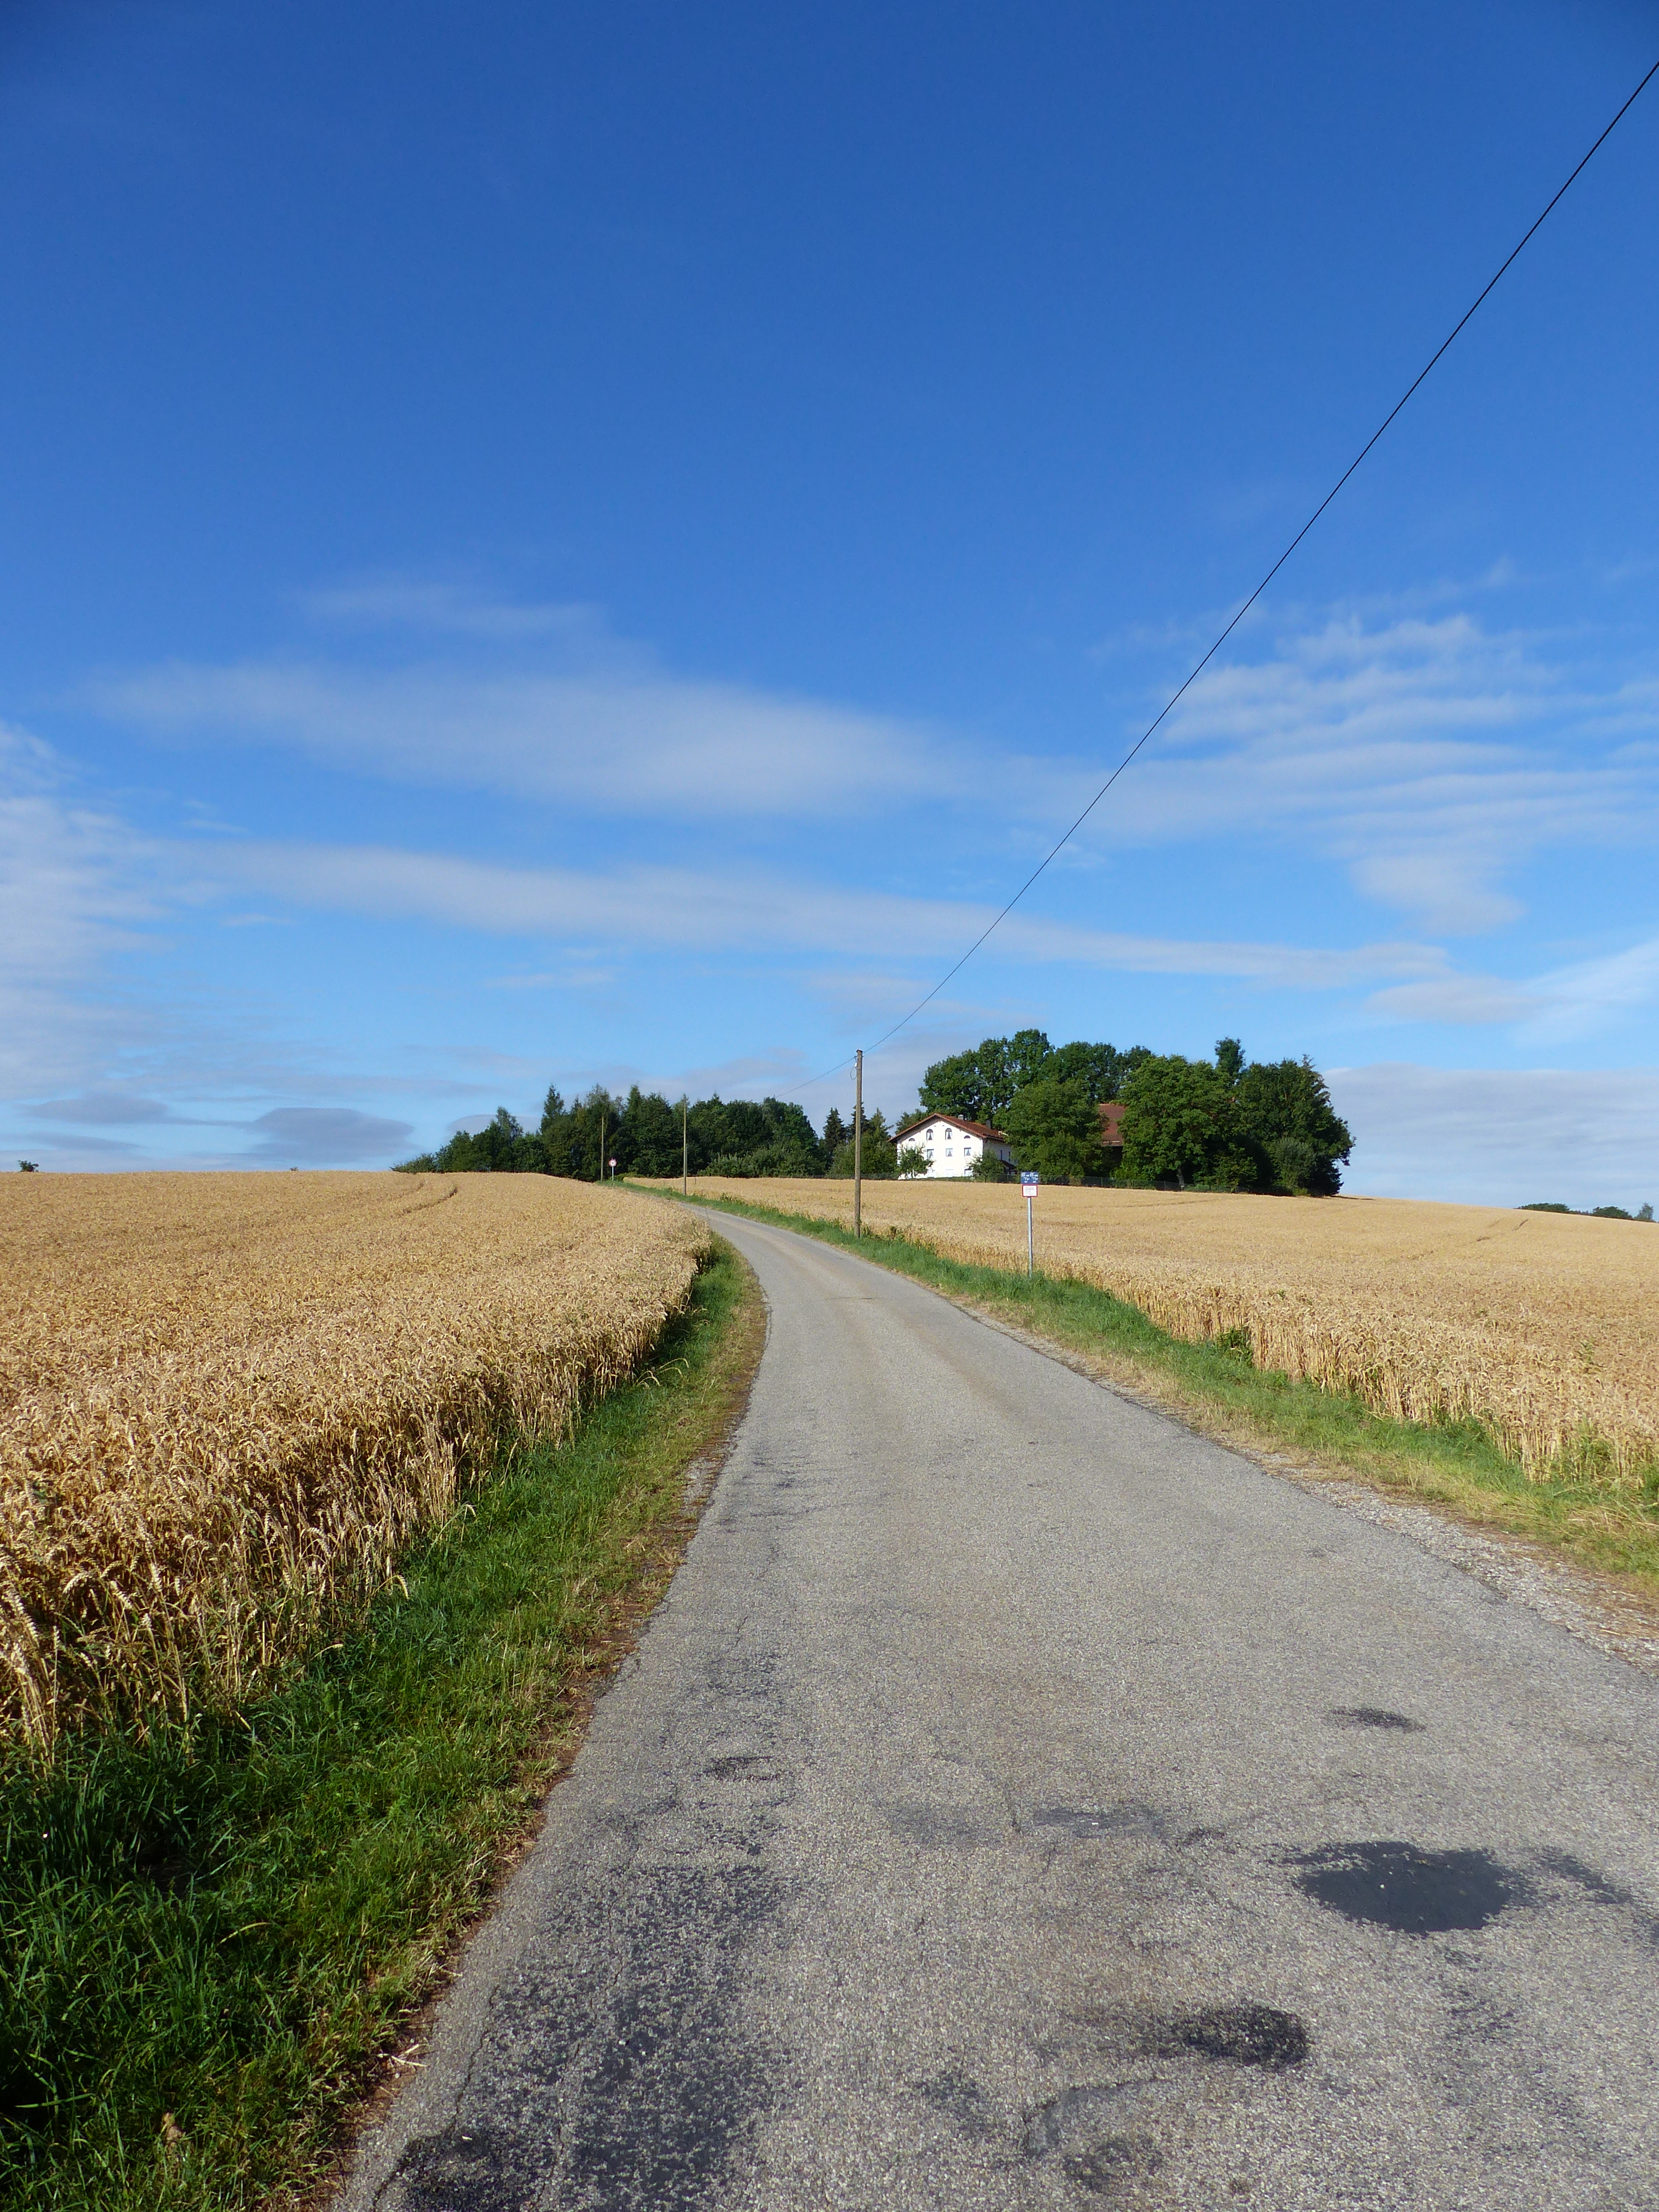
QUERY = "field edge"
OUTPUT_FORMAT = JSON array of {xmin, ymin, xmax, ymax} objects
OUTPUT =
[{"xmin": 0, "ymin": 1235, "xmax": 766, "ymax": 2212}]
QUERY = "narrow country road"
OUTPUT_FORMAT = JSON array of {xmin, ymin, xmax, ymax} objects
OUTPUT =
[{"xmin": 339, "ymin": 1208, "xmax": 1659, "ymax": 2211}]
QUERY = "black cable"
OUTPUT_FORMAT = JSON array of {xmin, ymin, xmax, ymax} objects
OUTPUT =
[{"xmin": 799, "ymin": 50, "xmax": 1659, "ymax": 1092}]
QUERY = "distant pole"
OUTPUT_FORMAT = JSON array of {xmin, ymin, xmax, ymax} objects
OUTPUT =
[
  {"xmin": 853, "ymin": 1048, "xmax": 863, "ymax": 1240},
  {"xmin": 599, "ymin": 1109, "xmax": 606, "ymax": 1183},
  {"xmin": 682, "ymin": 1095, "xmax": 688, "ymax": 1195}
]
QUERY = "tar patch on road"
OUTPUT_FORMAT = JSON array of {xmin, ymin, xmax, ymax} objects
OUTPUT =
[
  {"xmin": 1327, "ymin": 1706, "xmax": 1423, "ymax": 1731},
  {"xmin": 884, "ymin": 1802, "xmax": 994, "ymax": 1848},
  {"xmin": 1155, "ymin": 2003, "xmax": 1308, "ymax": 2070},
  {"xmin": 1064, "ymin": 2133, "xmax": 1162, "ymax": 2194},
  {"xmin": 388, "ymin": 1861, "xmax": 785, "ymax": 2212},
  {"xmin": 1025, "ymin": 1802, "xmax": 1164, "ymax": 1840},
  {"xmin": 1292, "ymin": 1840, "xmax": 1520, "ymax": 1934},
  {"xmin": 914, "ymin": 2068, "xmax": 997, "ymax": 2137},
  {"xmin": 396, "ymin": 2126, "xmax": 534, "ymax": 2212}
]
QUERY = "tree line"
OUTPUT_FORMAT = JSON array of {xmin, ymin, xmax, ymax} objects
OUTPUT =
[
  {"xmin": 398, "ymin": 1029, "xmax": 1353, "ymax": 1195},
  {"xmin": 397, "ymin": 1086, "xmax": 908, "ymax": 1181},
  {"xmin": 920, "ymin": 1029, "xmax": 1352, "ymax": 1193}
]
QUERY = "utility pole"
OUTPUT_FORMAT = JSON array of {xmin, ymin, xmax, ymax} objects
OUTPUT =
[
  {"xmin": 853, "ymin": 1048, "xmax": 863, "ymax": 1239},
  {"xmin": 598, "ymin": 1108, "xmax": 606, "ymax": 1183},
  {"xmin": 681, "ymin": 1095, "xmax": 688, "ymax": 1196}
]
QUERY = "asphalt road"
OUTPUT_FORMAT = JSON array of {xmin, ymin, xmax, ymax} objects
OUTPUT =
[{"xmin": 338, "ymin": 1206, "xmax": 1659, "ymax": 2211}]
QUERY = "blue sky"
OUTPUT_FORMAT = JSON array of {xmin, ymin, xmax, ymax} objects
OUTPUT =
[{"xmin": 3, "ymin": 0, "xmax": 1658, "ymax": 1204}]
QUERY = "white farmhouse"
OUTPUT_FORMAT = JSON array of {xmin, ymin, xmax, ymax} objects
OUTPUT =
[{"xmin": 893, "ymin": 1113, "xmax": 1014, "ymax": 1180}]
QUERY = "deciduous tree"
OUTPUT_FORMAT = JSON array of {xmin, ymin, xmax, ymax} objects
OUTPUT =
[
  {"xmin": 1119, "ymin": 1057, "xmax": 1262, "ymax": 1190},
  {"xmin": 1002, "ymin": 1077, "xmax": 1109, "ymax": 1183}
]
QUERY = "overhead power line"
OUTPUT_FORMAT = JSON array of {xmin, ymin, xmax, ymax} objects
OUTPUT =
[{"xmin": 803, "ymin": 50, "xmax": 1659, "ymax": 1091}]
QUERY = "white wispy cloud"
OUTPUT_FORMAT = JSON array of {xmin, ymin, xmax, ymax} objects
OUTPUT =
[
  {"xmin": 90, "ymin": 656, "xmax": 957, "ymax": 820},
  {"xmin": 1364, "ymin": 931, "xmax": 1659, "ymax": 1035},
  {"xmin": 1088, "ymin": 610, "xmax": 1659, "ymax": 930},
  {"xmin": 299, "ymin": 578, "xmax": 606, "ymax": 641},
  {"xmin": 85, "ymin": 591, "xmax": 1659, "ymax": 933},
  {"xmin": 0, "ymin": 723, "xmax": 166, "ymax": 1093},
  {"xmin": 206, "ymin": 834, "xmax": 1452, "ymax": 990},
  {"xmin": 1524, "ymin": 934, "xmax": 1659, "ymax": 1041}
]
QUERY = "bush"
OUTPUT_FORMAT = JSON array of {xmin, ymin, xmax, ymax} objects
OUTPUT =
[
  {"xmin": 827, "ymin": 1135, "xmax": 898, "ymax": 1179},
  {"xmin": 702, "ymin": 1142, "xmax": 817, "ymax": 1179}
]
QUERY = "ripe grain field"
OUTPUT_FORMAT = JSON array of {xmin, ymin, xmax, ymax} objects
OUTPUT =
[
  {"xmin": 660, "ymin": 1179, "xmax": 1659, "ymax": 1487},
  {"xmin": 0, "ymin": 1172, "xmax": 710, "ymax": 1754}
]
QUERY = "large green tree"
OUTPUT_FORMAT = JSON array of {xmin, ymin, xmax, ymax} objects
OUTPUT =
[
  {"xmin": 703, "ymin": 1095, "xmax": 820, "ymax": 1176},
  {"xmin": 617, "ymin": 1086, "xmax": 684, "ymax": 1177},
  {"xmin": 1047, "ymin": 1039, "xmax": 1152, "ymax": 1103},
  {"xmin": 1118, "ymin": 1056, "xmax": 1264, "ymax": 1190},
  {"xmin": 917, "ymin": 1029, "xmax": 1053, "ymax": 1121},
  {"xmin": 1232, "ymin": 1052, "xmax": 1353, "ymax": 1196},
  {"xmin": 1119, "ymin": 1040, "xmax": 1353, "ymax": 1194},
  {"xmin": 1001, "ymin": 1078, "xmax": 1110, "ymax": 1183},
  {"xmin": 540, "ymin": 1087, "xmax": 623, "ymax": 1180},
  {"xmin": 827, "ymin": 1109, "xmax": 898, "ymax": 1178},
  {"xmin": 818, "ymin": 1107, "xmax": 849, "ymax": 1171},
  {"xmin": 919, "ymin": 1031, "xmax": 1149, "ymax": 1123}
]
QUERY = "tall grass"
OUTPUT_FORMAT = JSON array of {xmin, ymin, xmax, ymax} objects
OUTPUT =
[{"xmin": 0, "ymin": 1239, "xmax": 758, "ymax": 2212}]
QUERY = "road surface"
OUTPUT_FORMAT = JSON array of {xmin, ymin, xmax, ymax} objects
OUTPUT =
[{"xmin": 338, "ymin": 1205, "xmax": 1659, "ymax": 2210}]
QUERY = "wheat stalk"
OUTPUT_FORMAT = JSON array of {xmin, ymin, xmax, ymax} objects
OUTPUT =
[{"xmin": 0, "ymin": 1173, "xmax": 709, "ymax": 1754}]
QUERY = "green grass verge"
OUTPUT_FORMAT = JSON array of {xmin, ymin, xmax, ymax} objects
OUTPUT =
[
  {"xmin": 0, "ymin": 1239, "xmax": 761, "ymax": 2212},
  {"xmin": 667, "ymin": 1191, "xmax": 1659, "ymax": 1592}
]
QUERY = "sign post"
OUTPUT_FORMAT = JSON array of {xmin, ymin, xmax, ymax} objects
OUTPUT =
[{"xmin": 1021, "ymin": 1171, "xmax": 1039, "ymax": 1276}]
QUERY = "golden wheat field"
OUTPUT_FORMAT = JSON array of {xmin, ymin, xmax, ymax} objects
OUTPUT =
[
  {"xmin": 0, "ymin": 1173, "xmax": 709, "ymax": 1752},
  {"xmin": 668, "ymin": 1177, "xmax": 1659, "ymax": 1483}
]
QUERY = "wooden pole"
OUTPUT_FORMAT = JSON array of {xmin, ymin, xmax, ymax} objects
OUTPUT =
[
  {"xmin": 853, "ymin": 1048, "xmax": 863, "ymax": 1239},
  {"xmin": 682, "ymin": 1095, "xmax": 688, "ymax": 1196},
  {"xmin": 598, "ymin": 1109, "xmax": 606, "ymax": 1183}
]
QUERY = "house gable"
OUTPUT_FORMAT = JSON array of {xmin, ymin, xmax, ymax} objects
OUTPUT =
[{"xmin": 894, "ymin": 1112, "xmax": 1014, "ymax": 1179}]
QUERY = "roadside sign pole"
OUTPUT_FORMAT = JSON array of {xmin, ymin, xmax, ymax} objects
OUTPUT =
[
  {"xmin": 853, "ymin": 1048, "xmax": 863, "ymax": 1239},
  {"xmin": 1022, "ymin": 1171, "xmax": 1039, "ymax": 1276},
  {"xmin": 682, "ymin": 1095, "xmax": 688, "ymax": 1196}
]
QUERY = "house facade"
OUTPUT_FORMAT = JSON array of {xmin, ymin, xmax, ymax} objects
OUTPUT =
[{"xmin": 893, "ymin": 1113, "xmax": 1014, "ymax": 1180}]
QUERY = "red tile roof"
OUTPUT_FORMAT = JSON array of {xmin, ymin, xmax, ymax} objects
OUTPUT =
[{"xmin": 895, "ymin": 1114, "xmax": 1009, "ymax": 1144}]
